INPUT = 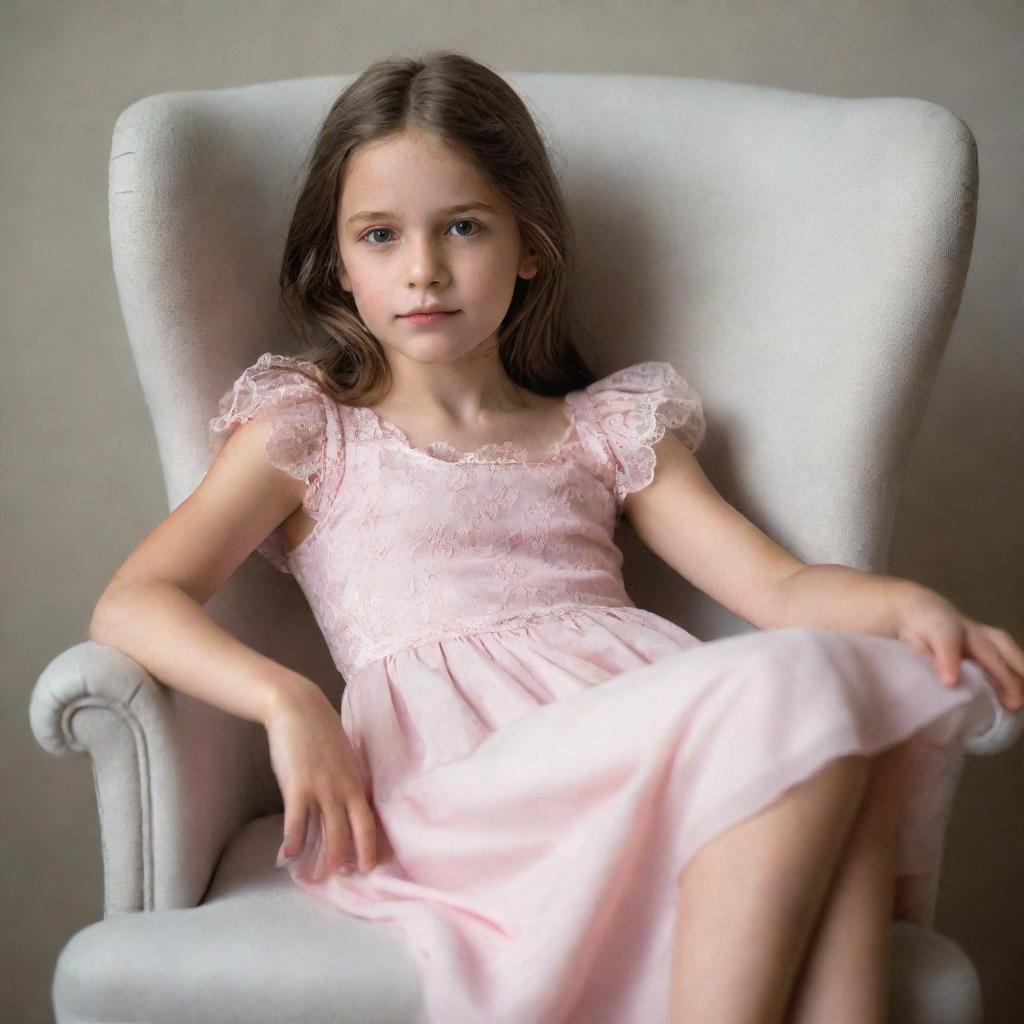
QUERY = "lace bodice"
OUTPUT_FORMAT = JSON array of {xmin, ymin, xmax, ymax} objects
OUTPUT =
[{"xmin": 208, "ymin": 353, "xmax": 705, "ymax": 679}]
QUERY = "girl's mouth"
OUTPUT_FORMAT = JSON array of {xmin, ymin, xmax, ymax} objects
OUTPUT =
[{"xmin": 400, "ymin": 310, "xmax": 460, "ymax": 325}]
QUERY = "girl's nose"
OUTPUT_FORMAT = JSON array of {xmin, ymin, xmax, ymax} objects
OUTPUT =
[{"xmin": 405, "ymin": 238, "xmax": 448, "ymax": 288}]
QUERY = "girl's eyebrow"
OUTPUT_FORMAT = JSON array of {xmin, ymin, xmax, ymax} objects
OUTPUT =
[{"xmin": 345, "ymin": 201, "xmax": 494, "ymax": 226}]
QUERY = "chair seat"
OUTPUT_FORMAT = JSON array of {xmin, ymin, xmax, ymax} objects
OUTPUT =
[
  {"xmin": 52, "ymin": 815, "xmax": 424, "ymax": 1024},
  {"xmin": 53, "ymin": 814, "xmax": 981, "ymax": 1024}
]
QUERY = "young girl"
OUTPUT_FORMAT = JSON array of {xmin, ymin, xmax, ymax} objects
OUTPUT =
[{"xmin": 93, "ymin": 51, "xmax": 1024, "ymax": 1024}]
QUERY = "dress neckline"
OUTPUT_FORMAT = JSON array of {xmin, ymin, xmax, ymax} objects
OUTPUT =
[{"xmin": 352, "ymin": 391, "xmax": 582, "ymax": 466}]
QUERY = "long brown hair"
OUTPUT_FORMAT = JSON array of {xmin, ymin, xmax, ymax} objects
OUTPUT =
[{"xmin": 278, "ymin": 49, "xmax": 597, "ymax": 405}]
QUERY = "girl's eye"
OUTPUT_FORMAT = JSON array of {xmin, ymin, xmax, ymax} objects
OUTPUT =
[
  {"xmin": 362, "ymin": 227, "xmax": 394, "ymax": 245},
  {"xmin": 449, "ymin": 219, "xmax": 479, "ymax": 238},
  {"xmin": 359, "ymin": 219, "xmax": 483, "ymax": 246}
]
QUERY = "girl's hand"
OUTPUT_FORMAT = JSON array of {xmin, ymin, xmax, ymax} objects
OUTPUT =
[
  {"xmin": 893, "ymin": 587, "xmax": 1024, "ymax": 714},
  {"xmin": 264, "ymin": 678, "xmax": 376, "ymax": 880}
]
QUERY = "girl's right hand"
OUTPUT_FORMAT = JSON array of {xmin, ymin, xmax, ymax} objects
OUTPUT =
[{"xmin": 264, "ymin": 678, "xmax": 376, "ymax": 880}]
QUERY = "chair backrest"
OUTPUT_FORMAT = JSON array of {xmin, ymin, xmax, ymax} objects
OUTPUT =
[{"xmin": 108, "ymin": 71, "xmax": 977, "ymax": 853}]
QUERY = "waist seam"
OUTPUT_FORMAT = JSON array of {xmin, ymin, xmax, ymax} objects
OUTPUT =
[{"xmin": 346, "ymin": 600, "xmax": 637, "ymax": 678}]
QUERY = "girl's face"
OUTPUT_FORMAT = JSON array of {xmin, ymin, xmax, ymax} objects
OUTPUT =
[{"xmin": 335, "ymin": 129, "xmax": 538, "ymax": 365}]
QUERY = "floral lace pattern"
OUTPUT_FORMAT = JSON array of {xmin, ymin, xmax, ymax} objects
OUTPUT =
[
  {"xmin": 580, "ymin": 361, "xmax": 707, "ymax": 502},
  {"xmin": 348, "ymin": 402, "xmax": 579, "ymax": 466},
  {"xmin": 207, "ymin": 352, "xmax": 344, "ymax": 572},
  {"xmin": 206, "ymin": 352, "xmax": 705, "ymax": 676}
]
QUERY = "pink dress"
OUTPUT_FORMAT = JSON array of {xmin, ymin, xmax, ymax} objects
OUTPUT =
[{"xmin": 209, "ymin": 352, "xmax": 1002, "ymax": 1024}]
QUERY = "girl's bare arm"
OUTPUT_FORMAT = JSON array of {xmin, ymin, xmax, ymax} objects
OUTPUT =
[
  {"xmin": 621, "ymin": 429, "xmax": 810, "ymax": 631},
  {"xmin": 623, "ymin": 429, "xmax": 1024, "ymax": 711},
  {"xmin": 89, "ymin": 416, "xmax": 377, "ymax": 876},
  {"xmin": 88, "ymin": 416, "xmax": 311, "ymax": 725}
]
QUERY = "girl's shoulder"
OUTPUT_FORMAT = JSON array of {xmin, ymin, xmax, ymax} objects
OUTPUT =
[
  {"xmin": 207, "ymin": 352, "xmax": 346, "ymax": 571},
  {"xmin": 208, "ymin": 351, "xmax": 338, "ymax": 478},
  {"xmin": 570, "ymin": 360, "xmax": 707, "ymax": 502},
  {"xmin": 210, "ymin": 350, "xmax": 330, "ymax": 417},
  {"xmin": 573, "ymin": 359, "xmax": 706, "ymax": 451}
]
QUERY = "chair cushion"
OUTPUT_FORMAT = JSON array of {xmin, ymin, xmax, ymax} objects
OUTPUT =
[
  {"xmin": 53, "ymin": 815, "xmax": 424, "ymax": 1024},
  {"xmin": 54, "ymin": 815, "xmax": 981, "ymax": 1024}
]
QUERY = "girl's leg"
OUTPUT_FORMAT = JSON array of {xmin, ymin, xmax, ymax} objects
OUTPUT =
[
  {"xmin": 782, "ymin": 741, "xmax": 908, "ymax": 1024},
  {"xmin": 669, "ymin": 754, "xmax": 872, "ymax": 1024}
]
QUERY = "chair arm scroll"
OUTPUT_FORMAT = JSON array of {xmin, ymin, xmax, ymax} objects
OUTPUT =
[
  {"xmin": 961, "ymin": 686, "xmax": 1023, "ymax": 757},
  {"xmin": 30, "ymin": 640, "xmax": 276, "ymax": 915}
]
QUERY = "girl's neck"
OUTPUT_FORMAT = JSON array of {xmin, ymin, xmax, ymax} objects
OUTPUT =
[{"xmin": 378, "ymin": 353, "xmax": 529, "ymax": 428}]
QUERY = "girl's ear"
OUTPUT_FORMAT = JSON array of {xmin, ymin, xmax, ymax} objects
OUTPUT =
[
  {"xmin": 518, "ymin": 250, "xmax": 539, "ymax": 281},
  {"xmin": 335, "ymin": 237, "xmax": 352, "ymax": 292}
]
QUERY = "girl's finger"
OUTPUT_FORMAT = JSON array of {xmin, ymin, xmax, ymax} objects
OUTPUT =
[
  {"xmin": 348, "ymin": 796, "xmax": 377, "ymax": 874},
  {"xmin": 984, "ymin": 627, "xmax": 1024, "ymax": 688},
  {"xmin": 901, "ymin": 633, "xmax": 930, "ymax": 660},
  {"xmin": 309, "ymin": 830, "xmax": 328, "ymax": 882},
  {"xmin": 909, "ymin": 618, "xmax": 962, "ymax": 684},
  {"xmin": 915, "ymin": 624, "xmax": 964, "ymax": 686},
  {"xmin": 278, "ymin": 793, "xmax": 309, "ymax": 863},
  {"xmin": 934, "ymin": 642, "xmax": 963, "ymax": 685},
  {"xmin": 905, "ymin": 626, "xmax": 958, "ymax": 684},
  {"xmin": 903, "ymin": 632, "xmax": 954, "ymax": 684},
  {"xmin": 304, "ymin": 804, "xmax": 329, "ymax": 882},
  {"xmin": 966, "ymin": 630, "xmax": 1024, "ymax": 713},
  {"xmin": 320, "ymin": 796, "xmax": 354, "ymax": 877}
]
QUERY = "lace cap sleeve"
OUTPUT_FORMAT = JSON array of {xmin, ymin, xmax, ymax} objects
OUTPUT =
[
  {"xmin": 582, "ymin": 360, "xmax": 706, "ymax": 504},
  {"xmin": 207, "ymin": 352, "xmax": 343, "ymax": 572}
]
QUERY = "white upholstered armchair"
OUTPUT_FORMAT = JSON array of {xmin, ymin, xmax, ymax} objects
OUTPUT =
[{"xmin": 30, "ymin": 71, "xmax": 1023, "ymax": 1024}]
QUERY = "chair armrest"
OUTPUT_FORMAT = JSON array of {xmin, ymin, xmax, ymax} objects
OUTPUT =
[
  {"xmin": 29, "ymin": 641, "xmax": 279, "ymax": 916},
  {"xmin": 961, "ymin": 684, "xmax": 1023, "ymax": 756}
]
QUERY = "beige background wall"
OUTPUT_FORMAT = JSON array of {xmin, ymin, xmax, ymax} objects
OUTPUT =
[{"xmin": 4, "ymin": 2, "xmax": 1022, "ymax": 1022}]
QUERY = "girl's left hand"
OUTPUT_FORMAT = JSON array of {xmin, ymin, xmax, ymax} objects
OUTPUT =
[{"xmin": 892, "ymin": 587, "xmax": 1024, "ymax": 714}]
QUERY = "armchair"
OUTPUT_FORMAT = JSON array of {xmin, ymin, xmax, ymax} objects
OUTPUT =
[{"xmin": 31, "ymin": 71, "xmax": 1022, "ymax": 1024}]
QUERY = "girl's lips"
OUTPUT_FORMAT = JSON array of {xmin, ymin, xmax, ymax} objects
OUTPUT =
[{"xmin": 401, "ymin": 310, "xmax": 459, "ymax": 324}]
